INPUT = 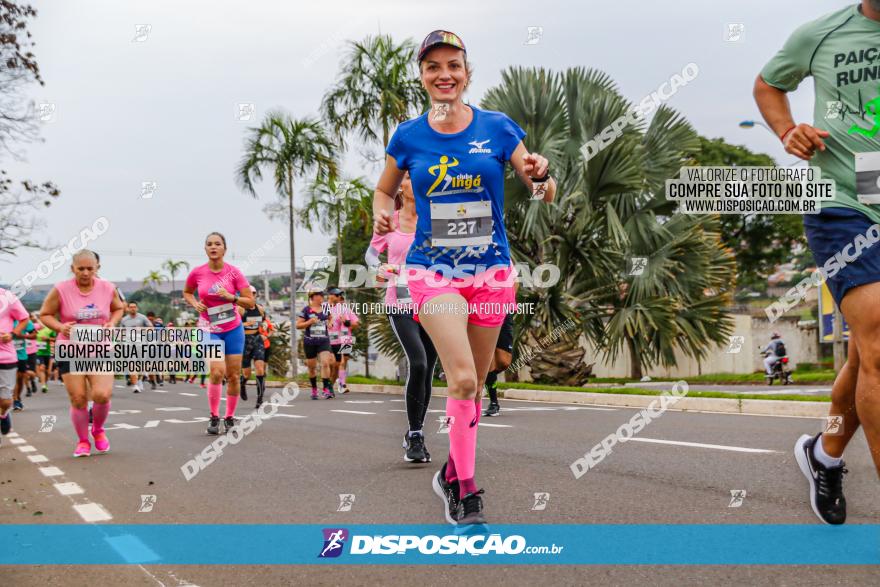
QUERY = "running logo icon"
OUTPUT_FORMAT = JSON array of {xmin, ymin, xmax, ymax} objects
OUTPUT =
[
  {"xmin": 39, "ymin": 415, "xmax": 57, "ymax": 432},
  {"xmin": 438, "ymin": 416, "xmax": 454, "ymax": 433},
  {"xmin": 141, "ymin": 181, "xmax": 158, "ymax": 199},
  {"xmin": 824, "ymin": 415, "xmax": 843, "ymax": 436},
  {"xmin": 318, "ymin": 528, "xmax": 349, "ymax": 558},
  {"xmin": 138, "ymin": 495, "xmax": 157, "ymax": 513},
  {"xmin": 337, "ymin": 494, "xmax": 355, "ymax": 512},
  {"xmin": 825, "ymin": 100, "xmax": 843, "ymax": 120},
  {"xmin": 531, "ymin": 492, "xmax": 550, "ymax": 511},
  {"xmin": 725, "ymin": 23, "xmax": 744, "ymax": 42},
  {"xmin": 629, "ymin": 257, "xmax": 647, "ymax": 276},
  {"xmin": 726, "ymin": 335, "xmax": 745, "ymax": 354},
  {"xmin": 524, "ymin": 26, "xmax": 543, "ymax": 45},
  {"xmin": 728, "ymin": 489, "xmax": 747, "ymax": 508}
]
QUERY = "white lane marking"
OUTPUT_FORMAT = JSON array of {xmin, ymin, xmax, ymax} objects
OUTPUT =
[
  {"xmin": 105, "ymin": 423, "xmax": 140, "ymax": 430},
  {"xmin": 344, "ymin": 400, "xmax": 385, "ymax": 404},
  {"xmin": 73, "ymin": 502, "xmax": 112, "ymax": 522},
  {"xmin": 53, "ymin": 482, "xmax": 84, "ymax": 496},
  {"xmin": 179, "ymin": 392, "xmax": 198, "ymax": 397},
  {"xmin": 164, "ymin": 417, "xmax": 210, "ymax": 424},
  {"xmin": 560, "ymin": 406, "xmax": 618, "ymax": 411},
  {"xmin": 478, "ymin": 422, "xmax": 512, "ymax": 428},
  {"xmin": 27, "ymin": 455, "xmax": 49, "ymax": 463},
  {"xmin": 390, "ymin": 399, "xmax": 405, "ymax": 402},
  {"xmin": 627, "ymin": 437, "xmax": 780, "ymax": 453},
  {"xmin": 150, "ymin": 389, "xmax": 168, "ymax": 393},
  {"xmin": 262, "ymin": 413, "xmax": 306, "ymax": 419},
  {"xmin": 39, "ymin": 466, "xmax": 64, "ymax": 477},
  {"xmin": 390, "ymin": 409, "xmax": 445, "ymax": 414},
  {"xmin": 143, "ymin": 420, "xmax": 161, "ymax": 428},
  {"xmin": 17, "ymin": 445, "xmax": 36, "ymax": 452},
  {"xmin": 156, "ymin": 407, "xmax": 191, "ymax": 412},
  {"xmin": 110, "ymin": 410, "xmax": 141, "ymax": 415},
  {"xmin": 330, "ymin": 410, "xmax": 376, "ymax": 415},
  {"xmin": 7, "ymin": 432, "xmax": 19, "ymax": 437},
  {"xmin": 9, "ymin": 437, "xmax": 26, "ymax": 444}
]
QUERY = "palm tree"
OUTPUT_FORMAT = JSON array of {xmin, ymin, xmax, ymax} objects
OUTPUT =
[
  {"xmin": 299, "ymin": 175, "xmax": 372, "ymax": 276},
  {"xmin": 237, "ymin": 111, "xmax": 338, "ymax": 378},
  {"xmin": 142, "ymin": 270, "xmax": 166, "ymax": 292},
  {"xmin": 161, "ymin": 259, "xmax": 190, "ymax": 298},
  {"xmin": 482, "ymin": 67, "xmax": 736, "ymax": 381},
  {"xmin": 321, "ymin": 34, "xmax": 428, "ymax": 148}
]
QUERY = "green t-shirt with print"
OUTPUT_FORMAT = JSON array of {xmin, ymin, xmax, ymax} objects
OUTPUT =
[{"xmin": 761, "ymin": 4, "xmax": 880, "ymax": 220}]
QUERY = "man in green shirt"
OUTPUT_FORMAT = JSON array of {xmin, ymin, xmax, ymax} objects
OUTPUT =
[
  {"xmin": 35, "ymin": 323, "xmax": 56, "ymax": 393},
  {"xmin": 755, "ymin": 0, "xmax": 880, "ymax": 525}
]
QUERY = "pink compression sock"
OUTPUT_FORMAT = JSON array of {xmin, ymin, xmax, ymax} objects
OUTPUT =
[
  {"xmin": 207, "ymin": 383, "xmax": 222, "ymax": 417},
  {"xmin": 70, "ymin": 406, "xmax": 89, "ymax": 442},
  {"xmin": 90, "ymin": 401, "xmax": 110, "ymax": 436},
  {"xmin": 338, "ymin": 369, "xmax": 347, "ymax": 386},
  {"xmin": 225, "ymin": 394, "xmax": 239, "ymax": 418},
  {"xmin": 446, "ymin": 398, "xmax": 479, "ymax": 496},
  {"xmin": 446, "ymin": 454, "xmax": 458, "ymax": 483}
]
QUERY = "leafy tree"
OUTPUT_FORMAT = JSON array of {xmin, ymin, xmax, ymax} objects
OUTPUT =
[
  {"xmin": 483, "ymin": 67, "xmax": 736, "ymax": 380},
  {"xmin": 237, "ymin": 111, "xmax": 338, "ymax": 377},
  {"xmin": 321, "ymin": 34, "xmax": 428, "ymax": 149},
  {"xmin": 142, "ymin": 270, "xmax": 166, "ymax": 291},
  {"xmin": 0, "ymin": 2, "xmax": 60, "ymax": 257},
  {"xmin": 161, "ymin": 259, "xmax": 190, "ymax": 296},
  {"xmin": 690, "ymin": 136, "xmax": 805, "ymax": 290}
]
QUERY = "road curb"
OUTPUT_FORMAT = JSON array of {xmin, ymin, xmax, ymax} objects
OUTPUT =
[
  {"xmin": 500, "ymin": 389, "xmax": 830, "ymax": 417},
  {"xmin": 265, "ymin": 381, "xmax": 830, "ymax": 418}
]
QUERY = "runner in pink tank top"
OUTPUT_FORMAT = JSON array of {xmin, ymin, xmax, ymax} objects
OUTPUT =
[
  {"xmin": 0, "ymin": 289, "xmax": 30, "ymax": 438},
  {"xmin": 366, "ymin": 173, "xmax": 439, "ymax": 465},
  {"xmin": 39, "ymin": 250, "xmax": 124, "ymax": 458},
  {"xmin": 183, "ymin": 232, "xmax": 256, "ymax": 435}
]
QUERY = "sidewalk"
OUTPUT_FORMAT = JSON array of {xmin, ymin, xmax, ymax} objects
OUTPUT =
[{"xmin": 266, "ymin": 380, "xmax": 829, "ymax": 418}]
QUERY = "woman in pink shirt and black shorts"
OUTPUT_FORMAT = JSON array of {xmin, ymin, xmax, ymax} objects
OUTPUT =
[{"xmin": 39, "ymin": 250, "xmax": 124, "ymax": 457}]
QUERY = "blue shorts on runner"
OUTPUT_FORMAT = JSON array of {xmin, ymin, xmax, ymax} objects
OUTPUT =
[
  {"xmin": 210, "ymin": 324, "xmax": 245, "ymax": 356},
  {"xmin": 803, "ymin": 206, "xmax": 880, "ymax": 306}
]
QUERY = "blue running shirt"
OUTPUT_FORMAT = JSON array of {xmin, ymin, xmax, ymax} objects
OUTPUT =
[{"xmin": 386, "ymin": 106, "xmax": 525, "ymax": 275}]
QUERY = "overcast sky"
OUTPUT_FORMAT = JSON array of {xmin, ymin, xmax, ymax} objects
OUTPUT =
[{"xmin": 0, "ymin": 0, "xmax": 849, "ymax": 286}]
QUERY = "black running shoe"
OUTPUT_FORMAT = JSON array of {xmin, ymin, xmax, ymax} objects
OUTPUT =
[
  {"xmin": 207, "ymin": 415, "xmax": 221, "ymax": 435},
  {"xmin": 403, "ymin": 432, "xmax": 429, "ymax": 463},
  {"xmin": 0, "ymin": 412, "xmax": 11, "ymax": 435},
  {"xmin": 240, "ymin": 385, "xmax": 248, "ymax": 401},
  {"xmin": 795, "ymin": 433, "xmax": 847, "ymax": 525},
  {"xmin": 25, "ymin": 389, "xmax": 32, "ymax": 398},
  {"xmin": 432, "ymin": 462, "xmax": 461, "ymax": 525},
  {"xmin": 483, "ymin": 403, "xmax": 500, "ymax": 417},
  {"xmin": 150, "ymin": 381, "xmax": 157, "ymax": 390},
  {"xmin": 223, "ymin": 417, "xmax": 237, "ymax": 433},
  {"xmin": 455, "ymin": 489, "xmax": 487, "ymax": 527},
  {"xmin": 12, "ymin": 400, "xmax": 23, "ymax": 412}
]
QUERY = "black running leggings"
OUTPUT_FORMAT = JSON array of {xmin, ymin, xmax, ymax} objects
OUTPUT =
[{"xmin": 388, "ymin": 311, "xmax": 438, "ymax": 432}]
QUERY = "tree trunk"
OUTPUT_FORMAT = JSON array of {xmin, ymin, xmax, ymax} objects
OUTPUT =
[
  {"xmin": 627, "ymin": 334, "xmax": 643, "ymax": 380},
  {"xmin": 288, "ymin": 169, "xmax": 298, "ymax": 379},
  {"xmin": 336, "ymin": 209, "xmax": 343, "ymax": 279}
]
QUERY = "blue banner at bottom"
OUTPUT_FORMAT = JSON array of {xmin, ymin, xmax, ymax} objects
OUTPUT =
[{"xmin": 4, "ymin": 524, "xmax": 879, "ymax": 565}]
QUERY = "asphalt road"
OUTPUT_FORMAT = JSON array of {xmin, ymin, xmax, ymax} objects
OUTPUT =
[{"xmin": 2, "ymin": 379, "xmax": 878, "ymax": 586}]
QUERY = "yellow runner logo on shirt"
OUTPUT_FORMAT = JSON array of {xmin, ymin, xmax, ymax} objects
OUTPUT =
[{"xmin": 426, "ymin": 155, "xmax": 483, "ymax": 196}]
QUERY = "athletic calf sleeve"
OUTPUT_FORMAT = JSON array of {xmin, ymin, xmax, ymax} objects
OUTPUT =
[
  {"xmin": 446, "ymin": 398, "xmax": 479, "ymax": 495},
  {"xmin": 207, "ymin": 383, "xmax": 222, "ymax": 417}
]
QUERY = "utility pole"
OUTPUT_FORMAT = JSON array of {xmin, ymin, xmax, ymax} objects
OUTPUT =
[
  {"xmin": 832, "ymin": 304, "xmax": 845, "ymax": 371},
  {"xmin": 262, "ymin": 270, "xmax": 271, "ymax": 306}
]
